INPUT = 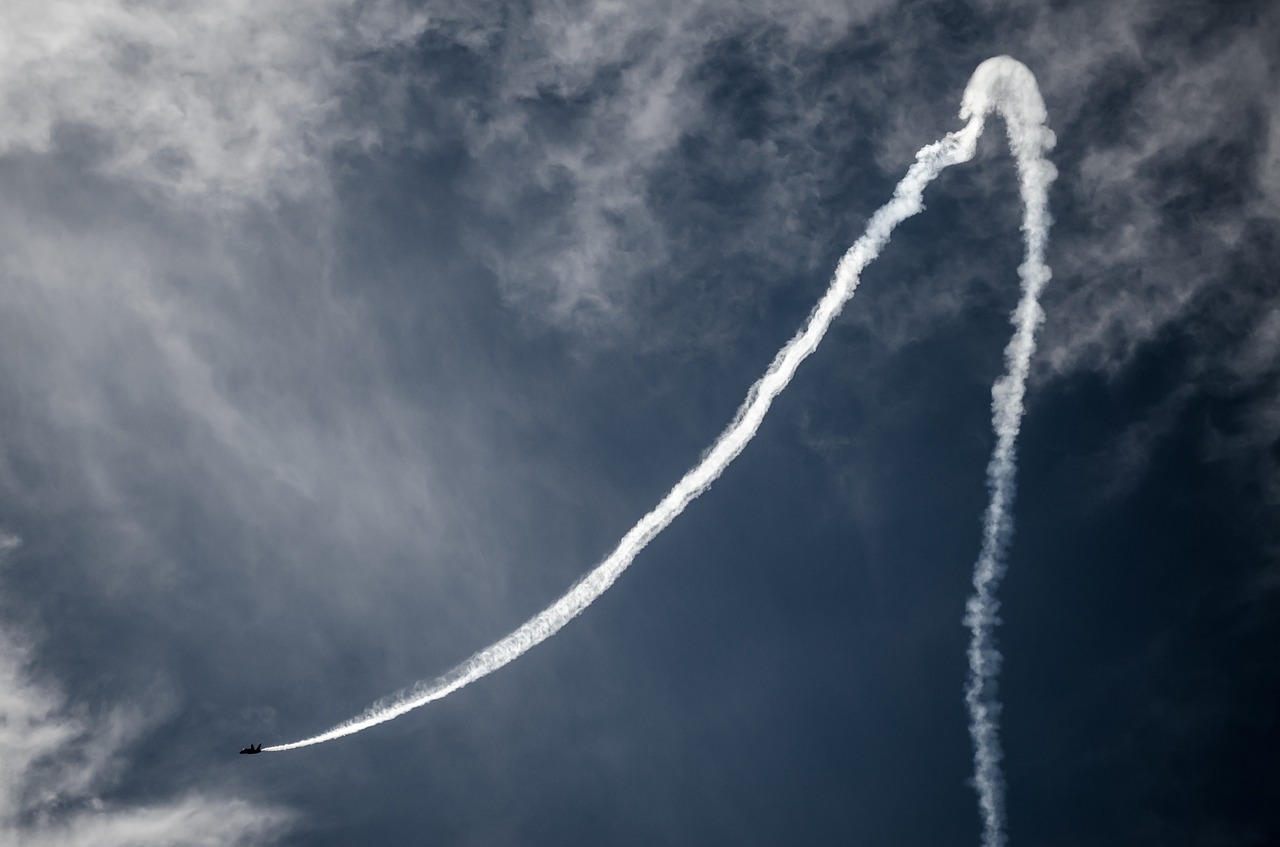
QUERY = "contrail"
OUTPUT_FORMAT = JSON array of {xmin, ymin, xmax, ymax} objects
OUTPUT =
[
  {"xmin": 958, "ymin": 58, "xmax": 1056, "ymax": 847},
  {"xmin": 270, "ymin": 60, "xmax": 1055, "ymax": 847},
  {"xmin": 264, "ymin": 116, "xmax": 982, "ymax": 750}
]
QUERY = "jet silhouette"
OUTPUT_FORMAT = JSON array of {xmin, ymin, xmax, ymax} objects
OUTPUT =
[{"xmin": 239, "ymin": 743, "xmax": 263, "ymax": 755}]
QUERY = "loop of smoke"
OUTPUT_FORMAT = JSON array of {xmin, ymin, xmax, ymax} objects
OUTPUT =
[{"xmin": 268, "ymin": 54, "xmax": 1055, "ymax": 847}]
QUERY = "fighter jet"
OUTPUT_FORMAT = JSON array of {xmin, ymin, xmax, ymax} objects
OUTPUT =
[{"xmin": 239, "ymin": 743, "xmax": 263, "ymax": 755}]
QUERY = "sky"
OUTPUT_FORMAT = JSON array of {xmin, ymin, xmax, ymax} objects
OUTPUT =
[{"xmin": 0, "ymin": 1, "xmax": 1276, "ymax": 845}]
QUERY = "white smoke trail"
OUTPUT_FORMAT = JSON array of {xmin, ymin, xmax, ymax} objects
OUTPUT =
[
  {"xmin": 958, "ymin": 58, "xmax": 1056, "ymax": 847},
  {"xmin": 269, "ymin": 66, "xmax": 1056, "ymax": 847},
  {"xmin": 265, "ymin": 117, "xmax": 980, "ymax": 751}
]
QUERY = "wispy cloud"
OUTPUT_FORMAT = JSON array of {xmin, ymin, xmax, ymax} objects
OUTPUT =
[
  {"xmin": 407, "ymin": 0, "xmax": 896, "ymax": 337},
  {"xmin": 0, "ymin": 0, "xmax": 426, "ymax": 203},
  {"xmin": 1021, "ymin": 0, "xmax": 1280, "ymax": 380},
  {"xmin": 0, "ymin": 539, "xmax": 292, "ymax": 847}
]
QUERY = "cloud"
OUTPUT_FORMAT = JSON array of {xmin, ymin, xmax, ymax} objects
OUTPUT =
[
  {"xmin": 0, "ymin": 3, "xmax": 642, "ymax": 736},
  {"xmin": 0, "ymin": 539, "xmax": 291, "ymax": 846},
  {"xmin": 0, "ymin": 0, "xmax": 426, "ymax": 204},
  {"xmin": 401, "ymin": 0, "xmax": 897, "ymax": 339},
  {"xmin": 1014, "ymin": 0, "xmax": 1280, "ymax": 380},
  {"xmin": 386, "ymin": 0, "xmax": 1277, "ymax": 412}
]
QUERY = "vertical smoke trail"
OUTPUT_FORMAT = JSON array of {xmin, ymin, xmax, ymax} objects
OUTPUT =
[
  {"xmin": 268, "ymin": 66, "xmax": 1056, "ymax": 847},
  {"xmin": 958, "ymin": 58, "xmax": 1057, "ymax": 847}
]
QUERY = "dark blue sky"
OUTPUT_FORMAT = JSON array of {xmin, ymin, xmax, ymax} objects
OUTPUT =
[{"xmin": 0, "ymin": 1, "xmax": 1276, "ymax": 845}]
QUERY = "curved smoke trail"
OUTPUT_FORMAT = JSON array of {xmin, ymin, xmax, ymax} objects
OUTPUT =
[
  {"xmin": 269, "ymin": 58, "xmax": 1055, "ymax": 847},
  {"xmin": 266, "ymin": 117, "xmax": 981, "ymax": 749}
]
